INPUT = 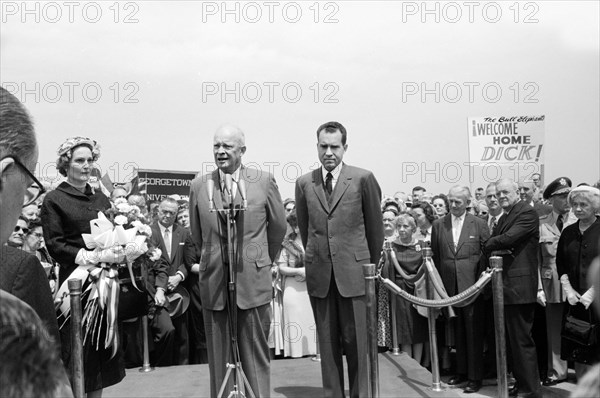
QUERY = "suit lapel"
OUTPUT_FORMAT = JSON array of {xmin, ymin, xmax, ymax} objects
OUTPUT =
[
  {"xmin": 312, "ymin": 169, "xmax": 330, "ymax": 213},
  {"xmin": 211, "ymin": 170, "xmax": 227, "ymax": 224},
  {"xmin": 456, "ymin": 215, "xmax": 473, "ymax": 253},
  {"xmin": 152, "ymin": 223, "xmax": 169, "ymax": 262},
  {"xmin": 328, "ymin": 165, "xmax": 351, "ymax": 213},
  {"xmin": 171, "ymin": 225, "xmax": 180, "ymax": 262},
  {"xmin": 443, "ymin": 215, "xmax": 455, "ymax": 253}
]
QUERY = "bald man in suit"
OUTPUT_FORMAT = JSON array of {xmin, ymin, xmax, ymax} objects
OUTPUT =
[
  {"xmin": 295, "ymin": 121, "xmax": 383, "ymax": 398},
  {"xmin": 485, "ymin": 178, "xmax": 541, "ymax": 398},
  {"xmin": 189, "ymin": 125, "xmax": 286, "ymax": 398}
]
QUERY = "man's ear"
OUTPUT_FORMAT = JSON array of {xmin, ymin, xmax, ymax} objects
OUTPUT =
[{"xmin": 0, "ymin": 157, "xmax": 17, "ymax": 192}]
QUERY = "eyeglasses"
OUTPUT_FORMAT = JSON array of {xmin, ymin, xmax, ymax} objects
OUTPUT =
[
  {"xmin": 14, "ymin": 225, "xmax": 30, "ymax": 235},
  {"xmin": 1, "ymin": 156, "xmax": 46, "ymax": 207},
  {"xmin": 29, "ymin": 231, "xmax": 44, "ymax": 238},
  {"xmin": 285, "ymin": 206, "xmax": 295, "ymax": 212}
]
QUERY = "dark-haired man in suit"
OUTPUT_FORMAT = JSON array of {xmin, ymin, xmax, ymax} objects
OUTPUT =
[
  {"xmin": 431, "ymin": 185, "xmax": 489, "ymax": 393},
  {"xmin": 485, "ymin": 178, "xmax": 541, "ymax": 397},
  {"xmin": 295, "ymin": 121, "xmax": 383, "ymax": 398}
]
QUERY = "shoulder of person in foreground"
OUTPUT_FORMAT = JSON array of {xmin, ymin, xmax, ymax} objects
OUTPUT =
[{"xmin": 0, "ymin": 290, "xmax": 72, "ymax": 398}]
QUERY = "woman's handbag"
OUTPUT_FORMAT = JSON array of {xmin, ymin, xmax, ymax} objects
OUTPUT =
[{"xmin": 561, "ymin": 307, "xmax": 598, "ymax": 347}]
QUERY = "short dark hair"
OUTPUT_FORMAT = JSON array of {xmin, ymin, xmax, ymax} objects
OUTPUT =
[
  {"xmin": 0, "ymin": 87, "xmax": 37, "ymax": 163},
  {"xmin": 316, "ymin": 121, "xmax": 347, "ymax": 145},
  {"xmin": 27, "ymin": 217, "xmax": 43, "ymax": 231},
  {"xmin": 431, "ymin": 194, "xmax": 449, "ymax": 212},
  {"xmin": 412, "ymin": 186, "xmax": 426, "ymax": 193},
  {"xmin": 0, "ymin": 291, "xmax": 68, "ymax": 398},
  {"xmin": 411, "ymin": 201, "xmax": 436, "ymax": 224}
]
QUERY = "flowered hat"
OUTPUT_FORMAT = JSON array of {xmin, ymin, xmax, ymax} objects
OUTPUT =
[{"xmin": 57, "ymin": 136, "xmax": 101, "ymax": 159}]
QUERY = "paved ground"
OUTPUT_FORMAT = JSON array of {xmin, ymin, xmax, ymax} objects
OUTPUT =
[{"xmin": 103, "ymin": 352, "xmax": 577, "ymax": 397}]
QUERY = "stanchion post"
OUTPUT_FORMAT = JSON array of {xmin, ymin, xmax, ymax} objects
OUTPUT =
[
  {"xmin": 363, "ymin": 263, "xmax": 379, "ymax": 398},
  {"xmin": 139, "ymin": 314, "xmax": 154, "ymax": 372},
  {"xmin": 490, "ymin": 256, "xmax": 508, "ymax": 398},
  {"xmin": 390, "ymin": 293, "xmax": 400, "ymax": 355},
  {"xmin": 68, "ymin": 279, "xmax": 85, "ymax": 398},
  {"xmin": 422, "ymin": 248, "xmax": 444, "ymax": 392}
]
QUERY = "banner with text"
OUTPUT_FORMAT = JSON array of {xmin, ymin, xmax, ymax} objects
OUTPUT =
[
  {"xmin": 137, "ymin": 169, "xmax": 198, "ymax": 202},
  {"xmin": 468, "ymin": 115, "xmax": 545, "ymax": 184}
]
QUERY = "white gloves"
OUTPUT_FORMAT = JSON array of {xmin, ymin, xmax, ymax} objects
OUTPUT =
[
  {"xmin": 580, "ymin": 287, "xmax": 595, "ymax": 309},
  {"xmin": 536, "ymin": 289, "xmax": 547, "ymax": 307},
  {"xmin": 560, "ymin": 274, "xmax": 581, "ymax": 305}
]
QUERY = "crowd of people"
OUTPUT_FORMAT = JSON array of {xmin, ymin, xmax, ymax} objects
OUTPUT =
[{"xmin": 1, "ymin": 85, "xmax": 599, "ymax": 398}]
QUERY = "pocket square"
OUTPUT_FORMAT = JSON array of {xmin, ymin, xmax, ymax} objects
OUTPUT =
[{"xmin": 469, "ymin": 236, "xmax": 476, "ymax": 239}]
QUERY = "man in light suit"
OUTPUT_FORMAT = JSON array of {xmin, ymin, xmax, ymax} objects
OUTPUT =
[
  {"xmin": 431, "ymin": 186, "xmax": 489, "ymax": 393},
  {"xmin": 485, "ymin": 178, "xmax": 541, "ymax": 398},
  {"xmin": 295, "ymin": 121, "xmax": 383, "ymax": 398},
  {"xmin": 189, "ymin": 125, "xmax": 286, "ymax": 398},
  {"xmin": 148, "ymin": 197, "xmax": 192, "ymax": 366}
]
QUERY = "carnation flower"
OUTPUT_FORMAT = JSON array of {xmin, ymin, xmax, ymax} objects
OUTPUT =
[
  {"xmin": 149, "ymin": 248, "xmax": 162, "ymax": 261},
  {"xmin": 114, "ymin": 215, "xmax": 128, "ymax": 225},
  {"xmin": 116, "ymin": 203, "xmax": 131, "ymax": 214}
]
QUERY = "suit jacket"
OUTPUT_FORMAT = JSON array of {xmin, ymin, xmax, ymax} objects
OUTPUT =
[
  {"xmin": 0, "ymin": 245, "xmax": 61, "ymax": 345},
  {"xmin": 431, "ymin": 213, "xmax": 490, "ymax": 296},
  {"xmin": 188, "ymin": 166, "xmax": 286, "ymax": 311},
  {"xmin": 295, "ymin": 164, "xmax": 384, "ymax": 298},
  {"xmin": 150, "ymin": 222, "xmax": 190, "ymax": 278},
  {"xmin": 485, "ymin": 200, "xmax": 540, "ymax": 305}
]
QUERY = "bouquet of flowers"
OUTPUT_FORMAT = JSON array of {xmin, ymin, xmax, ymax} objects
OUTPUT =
[{"xmin": 79, "ymin": 199, "xmax": 161, "ymax": 357}]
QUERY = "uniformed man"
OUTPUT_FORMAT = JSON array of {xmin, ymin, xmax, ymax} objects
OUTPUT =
[{"xmin": 537, "ymin": 177, "xmax": 575, "ymax": 386}]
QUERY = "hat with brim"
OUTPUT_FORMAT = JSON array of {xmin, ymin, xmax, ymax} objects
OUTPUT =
[
  {"xmin": 543, "ymin": 177, "xmax": 572, "ymax": 200},
  {"xmin": 165, "ymin": 285, "xmax": 190, "ymax": 318}
]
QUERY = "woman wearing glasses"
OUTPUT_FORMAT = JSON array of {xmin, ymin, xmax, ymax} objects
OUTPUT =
[
  {"xmin": 40, "ymin": 137, "xmax": 125, "ymax": 396},
  {"xmin": 21, "ymin": 218, "xmax": 59, "ymax": 292}
]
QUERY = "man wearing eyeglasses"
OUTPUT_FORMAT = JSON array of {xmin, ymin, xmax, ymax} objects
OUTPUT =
[
  {"xmin": 0, "ymin": 86, "xmax": 60, "ymax": 348},
  {"xmin": 147, "ymin": 197, "xmax": 193, "ymax": 366}
]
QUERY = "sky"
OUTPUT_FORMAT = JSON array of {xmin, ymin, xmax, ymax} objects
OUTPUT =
[{"xmin": 2, "ymin": 0, "xmax": 599, "ymax": 200}]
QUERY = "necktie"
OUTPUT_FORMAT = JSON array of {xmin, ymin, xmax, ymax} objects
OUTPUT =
[
  {"xmin": 164, "ymin": 228, "xmax": 171, "ymax": 259},
  {"xmin": 325, "ymin": 172, "xmax": 333, "ymax": 196},
  {"xmin": 490, "ymin": 216, "xmax": 497, "ymax": 235},
  {"xmin": 556, "ymin": 214, "xmax": 564, "ymax": 232},
  {"xmin": 453, "ymin": 217, "xmax": 461, "ymax": 249}
]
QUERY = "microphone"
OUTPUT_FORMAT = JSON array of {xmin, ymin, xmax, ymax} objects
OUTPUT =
[
  {"xmin": 207, "ymin": 176, "xmax": 215, "ymax": 212},
  {"xmin": 237, "ymin": 178, "xmax": 247, "ymax": 210},
  {"xmin": 224, "ymin": 174, "xmax": 233, "ymax": 206}
]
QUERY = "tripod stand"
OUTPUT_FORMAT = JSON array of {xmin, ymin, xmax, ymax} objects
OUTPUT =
[{"xmin": 211, "ymin": 178, "xmax": 256, "ymax": 398}]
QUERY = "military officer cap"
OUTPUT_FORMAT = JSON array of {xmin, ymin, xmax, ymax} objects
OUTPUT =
[{"xmin": 543, "ymin": 177, "xmax": 572, "ymax": 200}]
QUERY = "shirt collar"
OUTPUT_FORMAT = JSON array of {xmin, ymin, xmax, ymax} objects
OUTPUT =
[
  {"xmin": 451, "ymin": 212, "xmax": 465, "ymax": 223},
  {"xmin": 219, "ymin": 166, "xmax": 241, "ymax": 189},
  {"xmin": 158, "ymin": 222, "xmax": 172, "ymax": 234},
  {"xmin": 322, "ymin": 163, "xmax": 342, "ymax": 181}
]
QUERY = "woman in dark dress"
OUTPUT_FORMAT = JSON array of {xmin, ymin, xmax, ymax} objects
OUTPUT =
[
  {"xmin": 40, "ymin": 137, "xmax": 125, "ymax": 396},
  {"xmin": 389, "ymin": 212, "xmax": 429, "ymax": 363},
  {"xmin": 556, "ymin": 185, "xmax": 600, "ymax": 379}
]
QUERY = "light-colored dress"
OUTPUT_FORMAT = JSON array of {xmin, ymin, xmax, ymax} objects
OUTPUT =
[{"xmin": 277, "ymin": 237, "xmax": 317, "ymax": 358}]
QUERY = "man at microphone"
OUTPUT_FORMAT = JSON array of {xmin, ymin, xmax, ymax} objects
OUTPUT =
[{"xmin": 188, "ymin": 124, "xmax": 286, "ymax": 397}]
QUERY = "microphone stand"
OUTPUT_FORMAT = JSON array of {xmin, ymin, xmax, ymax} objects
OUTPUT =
[{"xmin": 210, "ymin": 178, "xmax": 254, "ymax": 398}]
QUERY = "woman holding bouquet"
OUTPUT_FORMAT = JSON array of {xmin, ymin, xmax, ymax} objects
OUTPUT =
[{"xmin": 41, "ymin": 137, "xmax": 128, "ymax": 396}]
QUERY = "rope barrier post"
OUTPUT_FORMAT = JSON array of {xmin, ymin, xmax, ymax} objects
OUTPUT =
[
  {"xmin": 390, "ymin": 293, "xmax": 400, "ymax": 355},
  {"xmin": 139, "ymin": 315, "xmax": 154, "ymax": 373},
  {"xmin": 363, "ymin": 263, "xmax": 379, "ymax": 398},
  {"xmin": 490, "ymin": 256, "xmax": 508, "ymax": 398},
  {"xmin": 422, "ymin": 247, "xmax": 444, "ymax": 392},
  {"xmin": 68, "ymin": 279, "xmax": 85, "ymax": 398}
]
